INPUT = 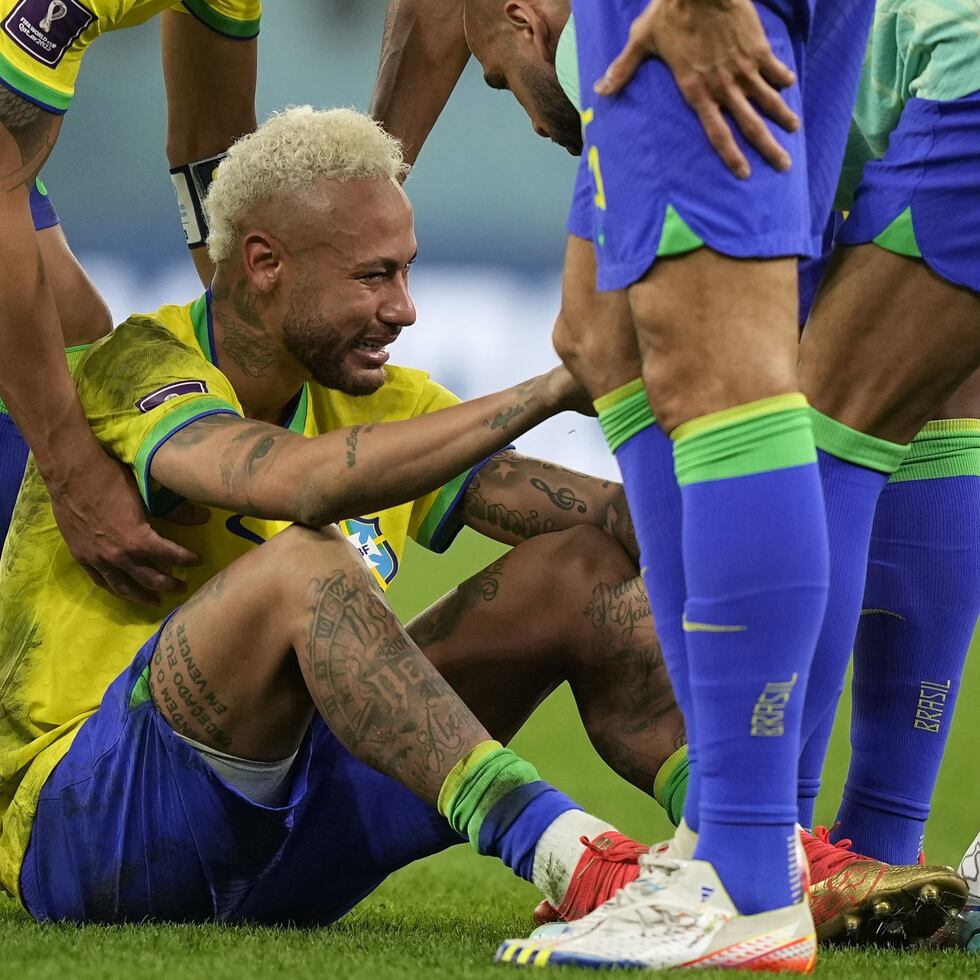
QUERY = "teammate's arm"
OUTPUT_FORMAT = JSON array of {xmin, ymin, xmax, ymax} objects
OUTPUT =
[
  {"xmin": 0, "ymin": 92, "xmax": 200, "ymax": 604},
  {"xmin": 595, "ymin": 0, "xmax": 798, "ymax": 178},
  {"xmin": 161, "ymin": 8, "xmax": 257, "ymax": 285},
  {"xmin": 150, "ymin": 367, "xmax": 588, "ymax": 526},
  {"xmin": 371, "ymin": 0, "xmax": 470, "ymax": 168},
  {"xmin": 459, "ymin": 450, "xmax": 639, "ymax": 564}
]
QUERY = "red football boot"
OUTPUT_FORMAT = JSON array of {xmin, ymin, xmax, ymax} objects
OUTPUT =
[
  {"xmin": 531, "ymin": 831, "xmax": 647, "ymax": 926},
  {"xmin": 803, "ymin": 825, "xmax": 966, "ymax": 946}
]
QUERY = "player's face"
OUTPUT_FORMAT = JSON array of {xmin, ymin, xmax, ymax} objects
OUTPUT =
[
  {"xmin": 281, "ymin": 178, "xmax": 417, "ymax": 396},
  {"xmin": 474, "ymin": 37, "xmax": 582, "ymax": 155}
]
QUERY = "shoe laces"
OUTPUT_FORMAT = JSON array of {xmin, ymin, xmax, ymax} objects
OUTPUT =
[
  {"xmin": 805, "ymin": 825, "xmax": 875, "ymax": 879},
  {"xmin": 578, "ymin": 833, "xmax": 648, "ymax": 864},
  {"xmin": 593, "ymin": 858, "xmax": 725, "ymax": 936}
]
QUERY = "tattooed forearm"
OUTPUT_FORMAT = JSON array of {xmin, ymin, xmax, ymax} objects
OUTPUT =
[
  {"xmin": 484, "ymin": 403, "xmax": 526, "ymax": 431},
  {"xmin": 304, "ymin": 568, "xmax": 486, "ymax": 800},
  {"xmin": 464, "ymin": 475, "xmax": 560, "ymax": 541},
  {"xmin": 345, "ymin": 424, "xmax": 374, "ymax": 468},
  {"xmin": 0, "ymin": 89, "xmax": 57, "ymax": 188}
]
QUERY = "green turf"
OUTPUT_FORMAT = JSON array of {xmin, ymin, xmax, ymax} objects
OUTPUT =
[{"xmin": 1, "ymin": 530, "xmax": 977, "ymax": 977}]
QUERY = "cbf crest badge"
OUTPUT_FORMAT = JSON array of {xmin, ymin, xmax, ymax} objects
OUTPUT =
[{"xmin": 341, "ymin": 516, "xmax": 399, "ymax": 589}]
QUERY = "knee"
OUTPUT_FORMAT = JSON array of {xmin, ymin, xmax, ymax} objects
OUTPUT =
[
  {"xmin": 260, "ymin": 524, "xmax": 369, "ymax": 599},
  {"xmin": 528, "ymin": 525, "xmax": 634, "ymax": 599}
]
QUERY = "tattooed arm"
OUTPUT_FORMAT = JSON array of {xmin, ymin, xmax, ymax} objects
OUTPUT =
[
  {"xmin": 150, "ymin": 366, "xmax": 589, "ymax": 527},
  {"xmin": 371, "ymin": 0, "xmax": 469, "ymax": 168},
  {"xmin": 0, "ymin": 93, "xmax": 196, "ymax": 604},
  {"xmin": 460, "ymin": 450, "xmax": 639, "ymax": 565}
]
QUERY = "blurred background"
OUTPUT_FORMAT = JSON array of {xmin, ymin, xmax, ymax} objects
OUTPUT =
[
  {"xmin": 39, "ymin": 1, "xmax": 977, "ymax": 864},
  {"xmin": 43, "ymin": 0, "xmax": 613, "ymax": 476}
]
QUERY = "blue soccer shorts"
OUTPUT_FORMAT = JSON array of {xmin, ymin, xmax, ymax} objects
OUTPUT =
[
  {"xmin": 569, "ymin": 0, "xmax": 875, "ymax": 291},
  {"xmin": 20, "ymin": 619, "xmax": 462, "ymax": 923}
]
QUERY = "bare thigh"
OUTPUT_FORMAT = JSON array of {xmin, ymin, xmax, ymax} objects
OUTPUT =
[
  {"xmin": 800, "ymin": 244, "xmax": 980, "ymax": 443},
  {"xmin": 627, "ymin": 249, "xmax": 800, "ymax": 432}
]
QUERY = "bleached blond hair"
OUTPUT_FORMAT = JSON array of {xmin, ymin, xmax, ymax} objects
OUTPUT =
[{"xmin": 204, "ymin": 105, "xmax": 407, "ymax": 262}]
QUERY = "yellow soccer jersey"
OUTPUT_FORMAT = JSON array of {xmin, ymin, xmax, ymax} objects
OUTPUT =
[
  {"xmin": 0, "ymin": 0, "xmax": 260, "ymax": 113},
  {"xmin": 0, "ymin": 291, "xmax": 475, "ymax": 900}
]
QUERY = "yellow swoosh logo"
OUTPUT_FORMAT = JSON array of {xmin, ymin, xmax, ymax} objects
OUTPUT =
[{"xmin": 682, "ymin": 614, "xmax": 747, "ymax": 634}]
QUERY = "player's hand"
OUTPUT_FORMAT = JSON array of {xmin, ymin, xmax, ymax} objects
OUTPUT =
[
  {"xmin": 48, "ymin": 446, "xmax": 201, "ymax": 605},
  {"xmin": 547, "ymin": 365, "xmax": 598, "ymax": 417},
  {"xmin": 594, "ymin": 0, "xmax": 799, "ymax": 178}
]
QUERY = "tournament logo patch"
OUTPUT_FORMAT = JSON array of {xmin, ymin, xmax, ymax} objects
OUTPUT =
[
  {"xmin": 135, "ymin": 380, "xmax": 208, "ymax": 414},
  {"xmin": 342, "ymin": 516, "xmax": 399, "ymax": 588},
  {"xmin": 3, "ymin": 0, "xmax": 95, "ymax": 69}
]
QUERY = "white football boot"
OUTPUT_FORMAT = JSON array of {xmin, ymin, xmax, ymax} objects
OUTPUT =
[{"xmin": 497, "ymin": 856, "xmax": 816, "ymax": 972}]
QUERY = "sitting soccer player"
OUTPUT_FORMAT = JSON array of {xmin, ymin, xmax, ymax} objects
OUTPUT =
[{"xmin": 0, "ymin": 106, "xmax": 689, "ymax": 926}]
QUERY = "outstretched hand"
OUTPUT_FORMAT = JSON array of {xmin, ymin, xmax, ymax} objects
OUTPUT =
[
  {"xmin": 49, "ymin": 447, "xmax": 201, "ymax": 605},
  {"xmin": 594, "ymin": 0, "xmax": 799, "ymax": 178}
]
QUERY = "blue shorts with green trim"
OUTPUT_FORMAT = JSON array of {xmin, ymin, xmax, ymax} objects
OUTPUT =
[
  {"xmin": 21, "ymin": 619, "xmax": 461, "ymax": 923},
  {"xmin": 29, "ymin": 178, "xmax": 58, "ymax": 231},
  {"xmin": 569, "ymin": 0, "xmax": 873, "ymax": 291},
  {"xmin": 837, "ymin": 91, "xmax": 980, "ymax": 293}
]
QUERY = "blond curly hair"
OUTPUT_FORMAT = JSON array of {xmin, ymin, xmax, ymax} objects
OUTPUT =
[{"xmin": 205, "ymin": 105, "xmax": 407, "ymax": 262}]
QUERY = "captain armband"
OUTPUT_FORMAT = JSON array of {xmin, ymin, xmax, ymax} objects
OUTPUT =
[{"xmin": 169, "ymin": 152, "xmax": 227, "ymax": 249}]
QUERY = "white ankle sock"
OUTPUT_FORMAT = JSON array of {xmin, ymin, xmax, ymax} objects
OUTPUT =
[{"xmin": 531, "ymin": 810, "xmax": 617, "ymax": 906}]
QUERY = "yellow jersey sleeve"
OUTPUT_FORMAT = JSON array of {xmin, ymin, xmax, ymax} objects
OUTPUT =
[
  {"xmin": 75, "ymin": 315, "xmax": 241, "ymax": 515},
  {"xmin": 172, "ymin": 0, "xmax": 260, "ymax": 39},
  {"xmin": 0, "ymin": 0, "xmax": 105, "ymax": 112},
  {"xmin": 407, "ymin": 379, "xmax": 496, "ymax": 554}
]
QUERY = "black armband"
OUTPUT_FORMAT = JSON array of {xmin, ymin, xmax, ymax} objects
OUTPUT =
[{"xmin": 169, "ymin": 152, "xmax": 227, "ymax": 249}]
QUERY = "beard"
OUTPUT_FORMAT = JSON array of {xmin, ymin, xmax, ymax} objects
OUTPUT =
[
  {"xmin": 519, "ymin": 62, "xmax": 583, "ymax": 156},
  {"xmin": 281, "ymin": 292, "xmax": 384, "ymax": 396}
]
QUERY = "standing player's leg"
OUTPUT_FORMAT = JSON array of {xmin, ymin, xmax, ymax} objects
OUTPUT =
[
  {"xmin": 833, "ymin": 369, "xmax": 980, "ymax": 864},
  {"xmin": 554, "ymin": 233, "xmax": 698, "ymax": 841}
]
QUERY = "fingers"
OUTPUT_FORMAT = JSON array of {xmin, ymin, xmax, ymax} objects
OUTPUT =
[
  {"xmin": 594, "ymin": 38, "xmax": 646, "ymax": 96},
  {"xmin": 142, "ymin": 526, "xmax": 203, "ymax": 568},
  {"xmin": 93, "ymin": 564, "xmax": 161, "ymax": 607},
  {"xmin": 758, "ymin": 49, "xmax": 796, "ymax": 89},
  {"xmin": 690, "ymin": 96, "xmax": 752, "ymax": 180},
  {"xmin": 744, "ymin": 68, "xmax": 800, "ymax": 133},
  {"xmin": 722, "ymin": 84, "xmax": 791, "ymax": 173}
]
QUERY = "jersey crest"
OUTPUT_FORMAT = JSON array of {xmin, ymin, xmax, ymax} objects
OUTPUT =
[{"xmin": 341, "ymin": 516, "xmax": 399, "ymax": 589}]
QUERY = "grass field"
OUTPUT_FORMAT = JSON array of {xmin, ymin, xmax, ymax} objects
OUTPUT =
[{"xmin": 1, "ymin": 531, "xmax": 977, "ymax": 978}]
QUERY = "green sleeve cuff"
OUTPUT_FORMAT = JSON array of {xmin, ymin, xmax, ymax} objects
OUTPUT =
[
  {"xmin": 414, "ymin": 465, "xmax": 481, "ymax": 553},
  {"xmin": 181, "ymin": 0, "xmax": 260, "ymax": 39},
  {"xmin": 134, "ymin": 399, "xmax": 238, "ymax": 515},
  {"xmin": 0, "ymin": 52, "xmax": 70, "ymax": 112}
]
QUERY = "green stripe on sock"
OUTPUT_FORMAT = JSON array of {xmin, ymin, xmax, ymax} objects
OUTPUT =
[
  {"xmin": 438, "ymin": 741, "xmax": 541, "ymax": 851},
  {"xmin": 0, "ymin": 343, "xmax": 92, "ymax": 416},
  {"xmin": 595, "ymin": 378, "xmax": 656, "ymax": 453},
  {"xmin": 674, "ymin": 394, "xmax": 816, "ymax": 486},
  {"xmin": 889, "ymin": 419, "xmax": 980, "ymax": 483},
  {"xmin": 653, "ymin": 745, "xmax": 688, "ymax": 828},
  {"xmin": 810, "ymin": 409, "xmax": 908, "ymax": 474}
]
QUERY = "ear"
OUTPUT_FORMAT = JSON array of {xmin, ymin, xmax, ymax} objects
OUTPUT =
[
  {"xmin": 503, "ymin": 1, "xmax": 554, "ymax": 63},
  {"xmin": 239, "ymin": 230, "xmax": 282, "ymax": 295}
]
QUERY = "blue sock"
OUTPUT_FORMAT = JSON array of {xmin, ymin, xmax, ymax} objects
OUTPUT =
[
  {"xmin": 596, "ymin": 380, "xmax": 699, "ymax": 830},
  {"xmin": 798, "ymin": 415, "xmax": 908, "ymax": 782},
  {"xmin": 438, "ymin": 741, "xmax": 579, "ymax": 882},
  {"xmin": 797, "ymin": 704, "xmax": 837, "ymax": 830},
  {"xmin": 834, "ymin": 422, "xmax": 980, "ymax": 863},
  {"xmin": 0, "ymin": 411, "xmax": 29, "ymax": 542},
  {"xmin": 674, "ymin": 394, "xmax": 829, "ymax": 914}
]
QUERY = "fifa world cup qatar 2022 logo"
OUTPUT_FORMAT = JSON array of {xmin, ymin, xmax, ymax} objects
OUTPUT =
[{"xmin": 2, "ymin": 0, "xmax": 95, "ymax": 68}]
